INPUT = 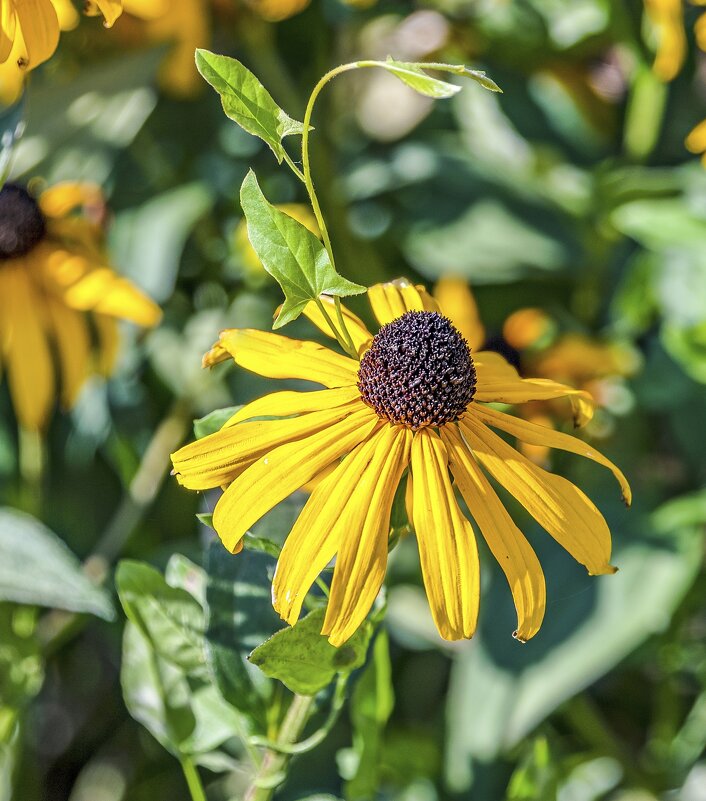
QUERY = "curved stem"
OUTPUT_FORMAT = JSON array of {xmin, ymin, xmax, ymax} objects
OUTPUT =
[
  {"xmin": 180, "ymin": 755, "xmax": 208, "ymax": 801},
  {"xmin": 314, "ymin": 296, "xmax": 357, "ymax": 358},
  {"xmin": 244, "ymin": 694, "xmax": 315, "ymax": 801},
  {"xmin": 282, "ymin": 150, "xmax": 305, "ymax": 183}
]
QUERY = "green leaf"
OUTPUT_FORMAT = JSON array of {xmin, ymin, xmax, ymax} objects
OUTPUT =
[
  {"xmin": 121, "ymin": 621, "xmax": 196, "ymax": 757},
  {"xmin": 249, "ymin": 608, "xmax": 373, "ymax": 695},
  {"xmin": 367, "ymin": 58, "xmax": 502, "ymax": 99},
  {"xmin": 0, "ymin": 508, "xmax": 113, "ymax": 620},
  {"xmin": 115, "ymin": 561, "xmax": 206, "ymax": 676},
  {"xmin": 240, "ymin": 170, "xmax": 365, "ymax": 328},
  {"xmin": 165, "ymin": 554, "xmax": 207, "ymax": 607},
  {"xmin": 0, "ymin": 605, "xmax": 43, "ymax": 713},
  {"xmin": 203, "ymin": 540, "xmax": 283, "ymax": 725},
  {"xmin": 345, "ymin": 631, "xmax": 395, "ymax": 800},
  {"xmin": 195, "ymin": 49, "xmax": 304, "ymax": 163},
  {"xmin": 193, "ymin": 406, "xmax": 242, "ymax": 439}
]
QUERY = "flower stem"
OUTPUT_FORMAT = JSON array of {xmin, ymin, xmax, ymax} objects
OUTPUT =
[
  {"xmin": 180, "ymin": 755, "xmax": 208, "ymax": 801},
  {"xmin": 244, "ymin": 694, "xmax": 315, "ymax": 801},
  {"xmin": 314, "ymin": 296, "xmax": 357, "ymax": 359}
]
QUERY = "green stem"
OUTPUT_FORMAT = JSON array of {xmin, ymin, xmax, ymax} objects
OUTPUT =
[
  {"xmin": 314, "ymin": 296, "xmax": 357, "ymax": 359},
  {"xmin": 180, "ymin": 755, "xmax": 208, "ymax": 801},
  {"xmin": 282, "ymin": 150, "xmax": 305, "ymax": 183},
  {"xmin": 334, "ymin": 297, "xmax": 357, "ymax": 354},
  {"xmin": 18, "ymin": 426, "xmax": 44, "ymax": 517},
  {"xmin": 244, "ymin": 694, "xmax": 315, "ymax": 801}
]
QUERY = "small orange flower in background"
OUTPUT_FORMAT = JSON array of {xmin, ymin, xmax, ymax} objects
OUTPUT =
[
  {"xmin": 0, "ymin": 180, "xmax": 161, "ymax": 431},
  {"xmin": 0, "ymin": 0, "xmax": 122, "ymax": 105},
  {"xmin": 433, "ymin": 276, "xmax": 638, "ymax": 464},
  {"xmin": 171, "ymin": 278, "xmax": 630, "ymax": 647}
]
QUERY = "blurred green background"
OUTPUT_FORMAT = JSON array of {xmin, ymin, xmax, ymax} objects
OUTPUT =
[{"xmin": 2, "ymin": 0, "xmax": 706, "ymax": 799}]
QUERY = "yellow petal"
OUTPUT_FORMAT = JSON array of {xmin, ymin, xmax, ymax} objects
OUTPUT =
[
  {"xmin": 212, "ymin": 405, "xmax": 378, "ymax": 552},
  {"xmin": 322, "ymin": 425, "xmax": 411, "ymax": 645},
  {"xmin": 172, "ymin": 402, "xmax": 361, "ymax": 491},
  {"xmin": 94, "ymin": 313, "xmax": 120, "ymax": 375},
  {"xmin": 40, "ymin": 247, "xmax": 161, "ymax": 327},
  {"xmin": 44, "ymin": 295, "xmax": 91, "ymax": 407},
  {"xmin": 460, "ymin": 416, "xmax": 616, "ymax": 576},
  {"xmin": 686, "ymin": 118, "xmax": 706, "ymax": 154},
  {"xmin": 410, "ymin": 428, "xmax": 480, "ymax": 641},
  {"xmin": 441, "ymin": 423, "xmax": 546, "ymax": 642},
  {"xmin": 0, "ymin": 33, "xmax": 26, "ymax": 105},
  {"xmin": 474, "ymin": 358, "xmax": 595, "ymax": 426},
  {"xmin": 225, "ymin": 385, "xmax": 360, "ymax": 427},
  {"xmin": 433, "ymin": 277, "xmax": 485, "ymax": 352},
  {"xmin": 50, "ymin": 0, "xmax": 79, "ymax": 30},
  {"xmin": 470, "ymin": 405, "xmax": 631, "ymax": 505},
  {"xmin": 368, "ymin": 278, "xmax": 439, "ymax": 326},
  {"xmin": 14, "ymin": 0, "xmax": 59, "ymax": 68},
  {"xmin": 39, "ymin": 182, "xmax": 102, "ymax": 218},
  {"xmin": 248, "ymin": 0, "xmax": 311, "ymax": 22},
  {"xmin": 502, "ymin": 307, "xmax": 553, "ymax": 351},
  {"xmin": 204, "ymin": 328, "xmax": 359, "ymax": 388},
  {"xmin": 0, "ymin": 265, "xmax": 54, "ymax": 430},
  {"xmin": 644, "ymin": 0, "xmax": 686, "ymax": 81},
  {"xmin": 0, "ymin": 3, "xmax": 16, "ymax": 63},
  {"xmin": 273, "ymin": 425, "xmax": 408, "ymax": 630},
  {"xmin": 122, "ymin": 0, "xmax": 170, "ymax": 20},
  {"xmin": 83, "ymin": 0, "xmax": 122, "ymax": 26},
  {"xmin": 301, "ymin": 296, "xmax": 373, "ymax": 356}
]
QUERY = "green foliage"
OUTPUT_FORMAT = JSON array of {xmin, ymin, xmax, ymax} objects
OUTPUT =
[
  {"xmin": 195, "ymin": 49, "xmax": 305, "ymax": 164},
  {"xmin": 193, "ymin": 406, "xmax": 241, "ymax": 439},
  {"xmin": 249, "ymin": 609, "xmax": 373, "ymax": 696},
  {"xmin": 239, "ymin": 170, "xmax": 365, "ymax": 327},
  {"xmin": 369, "ymin": 58, "xmax": 502, "ymax": 99},
  {"xmin": 0, "ymin": 508, "xmax": 113, "ymax": 619}
]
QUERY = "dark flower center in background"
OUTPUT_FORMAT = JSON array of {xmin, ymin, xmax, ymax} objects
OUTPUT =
[
  {"xmin": 0, "ymin": 184, "xmax": 47, "ymax": 260},
  {"xmin": 358, "ymin": 311, "xmax": 476, "ymax": 430}
]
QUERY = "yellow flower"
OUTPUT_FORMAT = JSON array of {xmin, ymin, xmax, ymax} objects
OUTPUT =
[
  {"xmin": 0, "ymin": 0, "xmax": 122, "ymax": 105},
  {"xmin": 0, "ymin": 181, "xmax": 161, "ymax": 431},
  {"xmin": 644, "ymin": 0, "xmax": 687, "ymax": 81},
  {"xmin": 243, "ymin": 0, "xmax": 310, "ymax": 22},
  {"xmin": 171, "ymin": 278, "xmax": 630, "ymax": 646},
  {"xmin": 234, "ymin": 203, "xmax": 319, "ymax": 282}
]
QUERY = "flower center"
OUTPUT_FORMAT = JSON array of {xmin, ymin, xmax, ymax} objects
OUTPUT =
[
  {"xmin": 358, "ymin": 311, "xmax": 476, "ymax": 430},
  {"xmin": 0, "ymin": 184, "xmax": 47, "ymax": 260}
]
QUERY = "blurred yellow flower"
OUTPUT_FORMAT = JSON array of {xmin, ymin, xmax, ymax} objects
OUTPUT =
[
  {"xmin": 235, "ymin": 203, "xmax": 319, "ymax": 281},
  {"xmin": 0, "ymin": 0, "xmax": 122, "ymax": 105},
  {"xmin": 172, "ymin": 278, "xmax": 630, "ymax": 646},
  {"xmin": 0, "ymin": 181, "xmax": 161, "ymax": 431},
  {"xmin": 686, "ymin": 117, "xmax": 706, "ymax": 165},
  {"xmin": 433, "ymin": 276, "xmax": 637, "ymax": 464},
  {"xmin": 117, "ymin": 0, "xmax": 310, "ymax": 97},
  {"xmin": 644, "ymin": 0, "xmax": 687, "ymax": 81}
]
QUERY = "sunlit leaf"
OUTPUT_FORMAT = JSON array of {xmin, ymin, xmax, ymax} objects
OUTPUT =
[
  {"xmin": 364, "ymin": 58, "xmax": 502, "ymax": 99},
  {"xmin": 0, "ymin": 508, "xmax": 113, "ymax": 620},
  {"xmin": 116, "ymin": 560, "xmax": 206, "ymax": 676},
  {"xmin": 195, "ymin": 49, "xmax": 304, "ymax": 163},
  {"xmin": 240, "ymin": 170, "xmax": 365, "ymax": 327},
  {"xmin": 249, "ymin": 608, "xmax": 373, "ymax": 695},
  {"xmin": 193, "ymin": 406, "xmax": 242, "ymax": 439}
]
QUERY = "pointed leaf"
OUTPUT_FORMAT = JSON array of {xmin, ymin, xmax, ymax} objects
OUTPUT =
[
  {"xmin": 195, "ymin": 49, "xmax": 304, "ymax": 163},
  {"xmin": 364, "ymin": 58, "xmax": 502, "ymax": 98},
  {"xmin": 248, "ymin": 608, "xmax": 373, "ymax": 695},
  {"xmin": 0, "ymin": 508, "xmax": 113, "ymax": 620},
  {"xmin": 240, "ymin": 170, "xmax": 365, "ymax": 328}
]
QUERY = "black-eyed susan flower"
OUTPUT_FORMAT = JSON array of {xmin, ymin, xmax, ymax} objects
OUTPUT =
[
  {"xmin": 171, "ymin": 278, "xmax": 630, "ymax": 647},
  {"xmin": 0, "ymin": 181, "xmax": 161, "ymax": 431},
  {"xmin": 0, "ymin": 0, "xmax": 122, "ymax": 105}
]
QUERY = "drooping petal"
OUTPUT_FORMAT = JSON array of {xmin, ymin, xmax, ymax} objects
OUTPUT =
[
  {"xmin": 0, "ymin": 27, "xmax": 26, "ymax": 105},
  {"xmin": 433, "ymin": 277, "xmax": 485, "ymax": 352},
  {"xmin": 224, "ymin": 385, "xmax": 360, "ymax": 427},
  {"xmin": 410, "ymin": 428, "xmax": 480, "ymax": 641},
  {"xmin": 0, "ymin": 265, "xmax": 54, "ymax": 430},
  {"xmin": 39, "ymin": 246, "xmax": 161, "ymax": 327},
  {"xmin": 470, "ymin": 405, "xmax": 631, "ymax": 504},
  {"xmin": 322, "ymin": 425, "xmax": 412, "ymax": 645},
  {"xmin": 441, "ymin": 423, "xmax": 546, "ymax": 642},
  {"xmin": 171, "ymin": 402, "xmax": 362, "ymax": 491},
  {"xmin": 302, "ymin": 296, "xmax": 373, "ymax": 356},
  {"xmin": 93, "ymin": 313, "xmax": 120, "ymax": 375},
  {"xmin": 44, "ymin": 295, "xmax": 91, "ymax": 407},
  {"xmin": 212, "ymin": 406, "xmax": 379, "ymax": 552},
  {"xmin": 203, "ymin": 328, "xmax": 359, "ymax": 388},
  {"xmin": 273, "ymin": 425, "xmax": 408, "ymax": 632},
  {"xmin": 14, "ymin": 0, "xmax": 59, "ymax": 68},
  {"xmin": 50, "ymin": 0, "xmax": 80, "ymax": 30},
  {"xmin": 83, "ymin": 0, "xmax": 122, "ymax": 26},
  {"xmin": 368, "ymin": 278, "xmax": 440, "ymax": 326},
  {"xmin": 39, "ymin": 182, "xmax": 102, "ymax": 218},
  {"xmin": 0, "ymin": 2, "xmax": 16, "ymax": 63},
  {"xmin": 474, "ymin": 358, "xmax": 595, "ymax": 426},
  {"xmin": 460, "ymin": 416, "xmax": 616, "ymax": 576}
]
